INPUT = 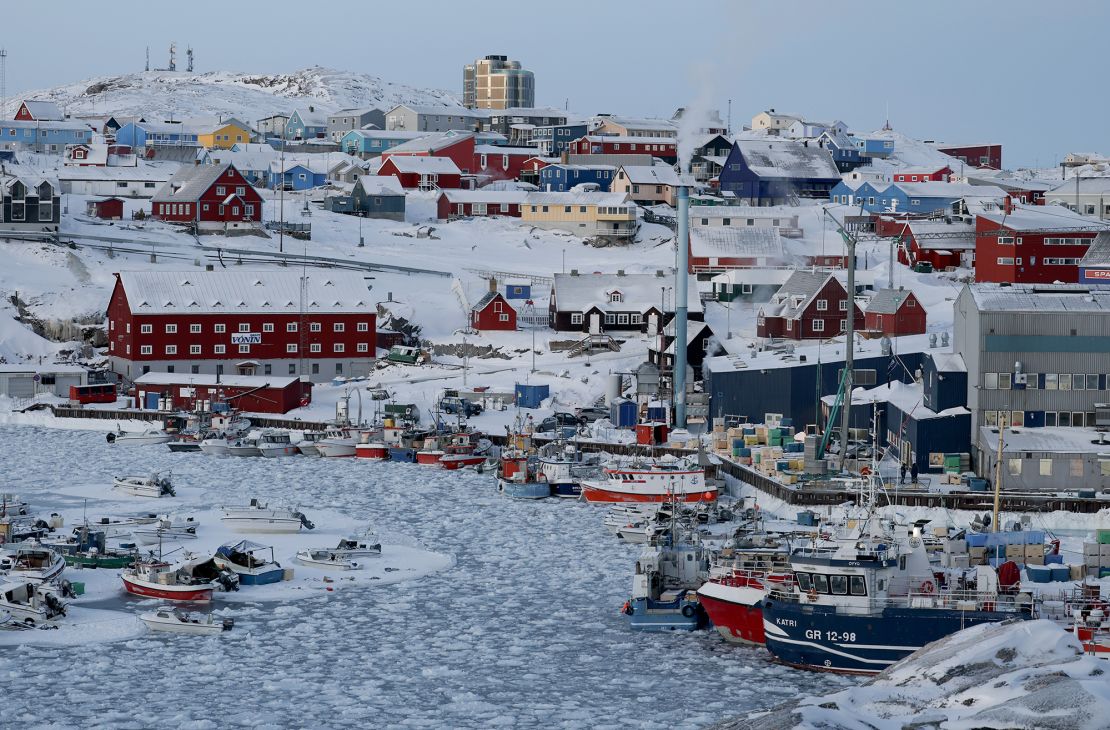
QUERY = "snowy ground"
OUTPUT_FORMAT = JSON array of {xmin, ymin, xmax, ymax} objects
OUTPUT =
[{"xmin": 0, "ymin": 424, "xmax": 846, "ymax": 728}]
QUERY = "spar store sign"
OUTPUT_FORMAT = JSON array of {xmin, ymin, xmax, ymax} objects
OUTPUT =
[
  {"xmin": 231, "ymin": 333, "xmax": 262, "ymax": 345},
  {"xmin": 1081, "ymin": 268, "xmax": 1110, "ymax": 282}
]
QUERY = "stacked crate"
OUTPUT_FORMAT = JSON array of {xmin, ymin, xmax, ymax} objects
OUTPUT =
[{"xmin": 1083, "ymin": 530, "xmax": 1110, "ymax": 578}]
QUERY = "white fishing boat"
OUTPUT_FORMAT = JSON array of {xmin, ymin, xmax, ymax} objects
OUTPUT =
[
  {"xmin": 295, "ymin": 549, "xmax": 361, "ymax": 571},
  {"xmin": 140, "ymin": 608, "xmax": 234, "ymax": 635},
  {"xmin": 580, "ymin": 454, "xmax": 715, "ymax": 504},
  {"xmin": 133, "ymin": 517, "xmax": 200, "ymax": 545},
  {"xmin": 329, "ymin": 536, "xmax": 382, "ymax": 559},
  {"xmin": 199, "ymin": 432, "xmax": 233, "ymax": 456},
  {"xmin": 0, "ymin": 542, "xmax": 67, "ymax": 583},
  {"xmin": 113, "ymin": 473, "xmax": 175, "ymax": 498},
  {"xmin": 106, "ymin": 427, "xmax": 173, "ymax": 446},
  {"xmin": 316, "ymin": 427, "xmax": 358, "ymax": 458},
  {"xmin": 220, "ymin": 499, "xmax": 314, "ymax": 534},
  {"xmin": 295, "ymin": 430, "xmax": 325, "ymax": 456},
  {"xmin": 226, "ymin": 437, "xmax": 262, "ymax": 457},
  {"xmin": 0, "ymin": 580, "xmax": 65, "ymax": 625},
  {"xmin": 257, "ymin": 430, "xmax": 299, "ymax": 458}
]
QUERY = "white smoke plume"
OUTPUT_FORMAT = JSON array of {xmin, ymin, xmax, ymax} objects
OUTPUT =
[{"xmin": 676, "ymin": 62, "xmax": 718, "ymax": 174}]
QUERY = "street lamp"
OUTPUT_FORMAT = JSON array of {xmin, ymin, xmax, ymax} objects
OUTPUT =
[{"xmin": 358, "ymin": 211, "xmax": 365, "ymax": 247}]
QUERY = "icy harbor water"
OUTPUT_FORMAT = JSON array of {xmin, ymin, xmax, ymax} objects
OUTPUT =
[{"xmin": 0, "ymin": 426, "xmax": 848, "ymax": 728}]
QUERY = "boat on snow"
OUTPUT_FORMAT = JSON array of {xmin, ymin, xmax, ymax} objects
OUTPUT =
[
  {"xmin": 121, "ymin": 554, "xmax": 239, "ymax": 602},
  {"xmin": 42, "ymin": 526, "xmax": 138, "ymax": 569},
  {"xmin": 295, "ymin": 549, "xmax": 361, "ymax": 571},
  {"xmin": 113, "ymin": 473, "xmax": 176, "ymax": 498},
  {"xmin": 0, "ymin": 542, "xmax": 67, "ymax": 583},
  {"xmin": 328, "ymin": 536, "xmax": 382, "ymax": 559},
  {"xmin": 214, "ymin": 540, "xmax": 285, "ymax": 585},
  {"xmin": 133, "ymin": 517, "xmax": 201, "ymax": 545},
  {"xmin": 220, "ymin": 499, "xmax": 314, "ymax": 534},
  {"xmin": 106, "ymin": 427, "xmax": 173, "ymax": 446},
  {"xmin": 0, "ymin": 579, "xmax": 66, "ymax": 626},
  {"xmin": 140, "ymin": 608, "xmax": 234, "ymax": 635}
]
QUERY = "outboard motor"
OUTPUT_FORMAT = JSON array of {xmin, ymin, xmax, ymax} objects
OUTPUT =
[
  {"xmin": 216, "ymin": 570, "xmax": 240, "ymax": 592},
  {"xmin": 59, "ymin": 579, "xmax": 77, "ymax": 599},
  {"xmin": 297, "ymin": 512, "xmax": 315, "ymax": 531},
  {"xmin": 44, "ymin": 591, "xmax": 66, "ymax": 617},
  {"xmin": 105, "ymin": 432, "xmax": 117, "ymax": 444}
]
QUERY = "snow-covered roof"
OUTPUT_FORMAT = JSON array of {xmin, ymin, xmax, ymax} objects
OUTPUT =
[
  {"xmin": 291, "ymin": 108, "xmax": 329, "ymax": 126},
  {"xmin": 19, "ymin": 100, "xmax": 64, "ymax": 120},
  {"xmin": 389, "ymin": 104, "xmax": 482, "ymax": 118},
  {"xmin": 866, "ymin": 287, "xmax": 919, "ymax": 314},
  {"xmin": 760, "ymin": 270, "xmax": 839, "ymax": 320},
  {"xmin": 1078, "ymin": 231, "xmax": 1110, "ymax": 267},
  {"xmin": 543, "ymin": 163, "xmax": 616, "ymax": 172},
  {"xmin": 617, "ymin": 165, "xmax": 682, "ymax": 186},
  {"xmin": 438, "ymin": 189, "xmax": 529, "ymax": 204},
  {"xmin": 976, "ymin": 203, "xmax": 1110, "ymax": 232},
  {"xmin": 928, "ymin": 351, "xmax": 966, "ymax": 373},
  {"xmin": 206, "ymin": 146, "xmax": 277, "ymax": 171},
  {"xmin": 343, "ymin": 129, "xmax": 429, "ymax": 141},
  {"xmin": 822, "ymin": 379, "xmax": 969, "ymax": 421},
  {"xmin": 474, "ymin": 145, "xmax": 539, "ymax": 156},
  {"xmin": 354, "ymin": 176, "xmax": 404, "ymax": 196},
  {"xmin": 116, "ymin": 270, "xmax": 375, "ymax": 315},
  {"xmin": 1046, "ymin": 177, "xmax": 1110, "ymax": 196},
  {"xmin": 552, "ymin": 270, "xmax": 702, "ymax": 314},
  {"xmin": 134, "ymin": 371, "xmax": 301, "ymax": 389},
  {"xmin": 0, "ymin": 119, "xmax": 93, "ymax": 132},
  {"xmin": 689, "ymin": 226, "xmax": 786, "ymax": 260},
  {"xmin": 383, "ymin": 132, "xmax": 473, "ymax": 155},
  {"xmin": 689, "ymin": 205, "xmax": 800, "ymax": 221},
  {"xmin": 965, "ymin": 283, "xmax": 1110, "ymax": 313},
  {"xmin": 133, "ymin": 121, "xmax": 202, "ymax": 135},
  {"xmin": 329, "ymin": 107, "xmax": 384, "ymax": 117},
  {"xmin": 710, "ymin": 269, "xmax": 793, "ymax": 287},
  {"xmin": 977, "ymin": 425, "xmax": 1110, "ymax": 455},
  {"xmin": 894, "ymin": 182, "xmax": 1006, "ymax": 199},
  {"xmin": 894, "ymin": 165, "xmax": 950, "ymax": 175},
  {"xmin": 152, "ymin": 164, "xmax": 231, "ymax": 202},
  {"xmin": 381, "ymin": 156, "xmax": 461, "ymax": 175},
  {"xmin": 737, "ymin": 139, "xmax": 839, "ymax": 180},
  {"xmin": 524, "ymin": 191, "xmax": 632, "ymax": 207},
  {"xmin": 0, "ymin": 363, "xmax": 87, "ymax": 374},
  {"xmin": 593, "ymin": 116, "xmax": 677, "ymax": 133},
  {"xmin": 57, "ymin": 163, "xmax": 174, "ymax": 182},
  {"xmin": 904, "ymin": 218, "xmax": 976, "ymax": 251},
  {"xmin": 581, "ymin": 135, "xmax": 677, "ymax": 145}
]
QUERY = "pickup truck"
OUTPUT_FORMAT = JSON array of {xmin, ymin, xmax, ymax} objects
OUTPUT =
[{"xmin": 441, "ymin": 396, "xmax": 482, "ymax": 417}]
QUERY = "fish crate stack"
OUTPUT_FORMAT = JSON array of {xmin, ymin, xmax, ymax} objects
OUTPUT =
[
  {"xmin": 1082, "ymin": 530, "xmax": 1110, "ymax": 580},
  {"xmin": 721, "ymin": 420, "xmax": 805, "ymax": 484},
  {"xmin": 942, "ymin": 531, "xmax": 1053, "ymax": 572}
]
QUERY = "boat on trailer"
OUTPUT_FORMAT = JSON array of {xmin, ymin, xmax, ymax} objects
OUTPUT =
[{"xmin": 140, "ymin": 608, "xmax": 234, "ymax": 635}]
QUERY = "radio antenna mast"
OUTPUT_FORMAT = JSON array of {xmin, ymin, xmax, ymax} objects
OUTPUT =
[{"xmin": 0, "ymin": 48, "xmax": 7, "ymax": 119}]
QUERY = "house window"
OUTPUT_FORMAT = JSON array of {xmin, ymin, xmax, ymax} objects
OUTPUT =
[
  {"xmin": 140, "ymin": 345, "xmax": 152, "ymax": 355},
  {"xmin": 631, "ymin": 313, "xmax": 642, "ymax": 324},
  {"xmin": 287, "ymin": 322, "xmax": 298, "ymax": 332},
  {"xmin": 812, "ymin": 320, "xmax": 824, "ymax": 332},
  {"xmin": 190, "ymin": 323, "xmax": 201, "ymax": 333},
  {"xmin": 310, "ymin": 343, "xmax": 322, "ymax": 353},
  {"xmin": 839, "ymin": 300, "xmax": 848, "ymax": 311},
  {"xmin": 190, "ymin": 345, "xmax": 201, "ymax": 355},
  {"xmin": 238, "ymin": 344, "xmax": 250, "ymax": 354},
  {"xmin": 216, "ymin": 186, "xmax": 226, "ymax": 196},
  {"xmin": 238, "ymin": 323, "xmax": 250, "ymax": 333},
  {"xmin": 287, "ymin": 344, "xmax": 298, "ymax": 353},
  {"xmin": 334, "ymin": 343, "xmax": 345, "ymax": 353},
  {"xmin": 816, "ymin": 299, "xmax": 828, "ymax": 311},
  {"xmin": 289, "ymin": 363, "xmax": 297, "ymax": 374},
  {"xmin": 984, "ymin": 372, "xmax": 999, "ymax": 389},
  {"xmin": 310, "ymin": 322, "xmax": 322, "ymax": 332},
  {"xmin": 215, "ymin": 324, "xmax": 226, "ymax": 333},
  {"xmin": 263, "ymin": 323, "xmax": 274, "ymax": 333},
  {"xmin": 357, "ymin": 343, "xmax": 369, "ymax": 353},
  {"xmin": 357, "ymin": 322, "xmax": 369, "ymax": 332},
  {"xmin": 334, "ymin": 322, "xmax": 345, "ymax": 332},
  {"xmin": 617, "ymin": 313, "xmax": 630, "ymax": 325},
  {"xmin": 214, "ymin": 344, "xmax": 226, "ymax": 354},
  {"xmin": 604, "ymin": 313, "xmax": 616, "ymax": 325},
  {"xmin": 140, "ymin": 324, "xmax": 152, "ymax": 334},
  {"xmin": 609, "ymin": 292, "xmax": 623, "ymax": 303},
  {"xmin": 571, "ymin": 313, "xmax": 584, "ymax": 325}
]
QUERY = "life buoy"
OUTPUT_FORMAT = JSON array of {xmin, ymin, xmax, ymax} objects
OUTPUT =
[
  {"xmin": 681, "ymin": 604, "xmax": 696, "ymax": 618},
  {"xmin": 703, "ymin": 491, "xmax": 714, "ymax": 501},
  {"xmin": 920, "ymin": 580, "xmax": 936, "ymax": 595},
  {"xmin": 621, "ymin": 601, "xmax": 633, "ymax": 616},
  {"xmin": 860, "ymin": 466, "xmax": 871, "ymax": 476}
]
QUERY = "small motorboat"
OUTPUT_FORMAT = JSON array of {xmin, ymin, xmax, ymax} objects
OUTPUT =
[
  {"xmin": 0, "ymin": 580, "xmax": 66, "ymax": 625},
  {"xmin": 106, "ymin": 427, "xmax": 173, "ymax": 446},
  {"xmin": 214, "ymin": 540, "xmax": 285, "ymax": 585},
  {"xmin": 121, "ymin": 555, "xmax": 238, "ymax": 602},
  {"xmin": 316, "ymin": 427, "xmax": 358, "ymax": 458},
  {"xmin": 296, "ymin": 430, "xmax": 325, "ymax": 456},
  {"xmin": 113, "ymin": 473, "xmax": 176, "ymax": 498},
  {"xmin": 198, "ymin": 432, "xmax": 233, "ymax": 456},
  {"xmin": 140, "ymin": 608, "xmax": 234, "ymax": 635},
  {"xmin": 0, "ymin": 542, "xmax": 67, "ymax": 583},
  {"xmin": 220, "ymin": 499, "xmax": 314, "ymax": 534},
  {"xmin": 295, "ymin": 549, "xmax": 361, "ymax": 571},
  {"xmin": 257, "ymin": 430, "xmax": 299, "ymax": 458},
  {"xmin": 166, "ymin": 435, "xmax": 202, "ymax": 453},
  {"xmin": 354, "ymin": 441, "xmax": 390, "ymax": 459},
  {"xmin": 330, "ymin": 536, "xmax": 382, "ymax": 559},
  {"xmin": 41, "ymin": 526, "xmax": 138, "ymax": 569},
  {"xmin": 133, "ymin": 517, "xmax": 200, "ymax": 545},
  {"xmin": 226, "ymin": 437, "xmax": 262, "ymax": 457}
]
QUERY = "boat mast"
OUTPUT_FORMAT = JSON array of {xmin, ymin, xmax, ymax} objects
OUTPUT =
[{"xmin": 991, "ymin": 425, "xmax": 1005, "ymax": 533}]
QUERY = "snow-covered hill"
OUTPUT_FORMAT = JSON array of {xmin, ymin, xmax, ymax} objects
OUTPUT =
[{"xmin": 2, "ymin": 66, "xmax": 462, "ymax": 123}]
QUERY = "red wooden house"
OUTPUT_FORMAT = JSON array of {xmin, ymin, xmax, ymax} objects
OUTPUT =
[
  {"xmin": 892, "ymin": 165, "xmax": 951, "ymax": 183},
  {"xmin": 436, "ymin": 190, "xmax": 527, "ymax": 220},
  {"xmin": 381, "ymin": 132, "xmax": 476, "ymax": 174},
  {"xmin": 134, "ymin": 372, "xmax": 310, "ymax": 414},
  {"xmin": 757, "ymin": 271, "xmax": 863, "ymax": 340},
  {"xmin": 151, "ymin": 163, "xmax": 263, "ymax": 232},
  {"xmin": 864, "ymin": 287, "xmax": 926, "ymax": 336},
  {"xmin": 86, "ymin": 197, "xmax": 125, "ymax": 220},
  {"xmin": 568, "ymin": 135, "xmax": 677, "ymax": 164},
  {"xmin": 931, "ymin": 142, "xmax": 1002, "ymax": 170},
  {"xmin": 14, "ymin": 100, "xmax": 64, "ymax": 121},
  {"xmin": 974, "ymin": 202, "xmax": 1100, "ymax": 284},
  {"xmin": 470, "ymin": 290, "xmax": 517, "ymax": 331},
  {"xmin": 377, "ymin": 156, "xmax": 462, "ymax": 190},
  {"xmin": 473, "ymin": 145, "xmax": 536, "ymax": 182}
]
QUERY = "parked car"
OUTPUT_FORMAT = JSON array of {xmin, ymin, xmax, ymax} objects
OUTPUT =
[
  {"xmin": 575, "ymin": 406, "xmax": 609, "ymax": 423},
  {"xmin": 441, "ymin": 396, "xmax": 482, "ymax": 417},
  {"xmin": 540, "ymin": 412, "xmax": 585, "ymax": 432}
]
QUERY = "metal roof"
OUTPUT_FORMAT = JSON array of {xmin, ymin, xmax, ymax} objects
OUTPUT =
[{"xmin": 965, "ymin": 283, "xmax": 1110, "ymax": 313}]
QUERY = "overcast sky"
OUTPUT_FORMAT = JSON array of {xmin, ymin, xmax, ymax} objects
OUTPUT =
[{"xmin": 1, "ymin": 0, "xmax": 1104, "ymax": 167}]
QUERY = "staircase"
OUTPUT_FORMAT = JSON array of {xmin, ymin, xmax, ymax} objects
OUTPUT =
[{"xmin": 567, "ymin": 334, "xmax": 620, "ymax": 357}]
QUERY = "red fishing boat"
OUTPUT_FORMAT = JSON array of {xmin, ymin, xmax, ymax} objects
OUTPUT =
[
  {"xmin": 120, "ymin": 554, "xmax": 238, "ymax": 603},
  {"xmin": 355, "ymin": 441, "xmax": 389, "ymax": 459},
  {"xmin": 580, "ymin": 454, "xmax": 715, "ymax": 504}
]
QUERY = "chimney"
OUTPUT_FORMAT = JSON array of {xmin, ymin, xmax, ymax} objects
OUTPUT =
[
  {"xmin": 309, "ymin": 105, "xmax": 315, "ymax": 113},
  {"xmin": 617, "ymin": 269, "xmax": 625, "ymax": 276},
  {"xmin": 488, "ymin": 276, "xmax": 497, "ymax": 292},
  {"xmin": 1004, "ymin": 196, "xmax": 1013, "ymax": 215}
]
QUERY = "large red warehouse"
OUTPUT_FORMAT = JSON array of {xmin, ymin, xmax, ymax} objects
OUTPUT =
[{"xmin": 107, "ymin": 269, "xmax": 377, "ymax": 382}]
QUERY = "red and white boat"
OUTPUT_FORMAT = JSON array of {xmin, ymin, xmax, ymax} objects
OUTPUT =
[
  {"xmin": 697, "ymin": 563, "xmax": 793, "ymax": 646},
  {"xmin": 355, "ymin": 441, "xmax": 389, "ymax": 459},
  {"xmin": 580, "ymin": 454, "xmax": 715, "ymax": 503},
  {"xmin": 415, "ymin": 448, "xmax": 445, "ymax": 466},
  {"xmin": 439, "ymin": 433, "xmax": 491, "ymax": 470},
  {"xmin": 120, "ymin": 555, "xmax": 238, "ymax": 603}
]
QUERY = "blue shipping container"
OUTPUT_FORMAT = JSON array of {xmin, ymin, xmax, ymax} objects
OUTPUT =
[
  {"xmin": 610, "ymin": 399, "xmax": 637, "ymax": 428},
  {"xmin": 515, "ymin": 384, "xmax": 550, "ymax": 409}
]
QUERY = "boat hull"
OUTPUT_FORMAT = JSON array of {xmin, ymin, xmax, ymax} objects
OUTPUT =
[
  {"xmin": 167, "ymin": 442, "xmax": 201, "ymax": 453},
  {"xmin": 63, "ymin": 553, "xmax": 134, "ymax": 569},
  {"xmin": 627, "ymin": 595, "xmax": 704, "ymax": 632},
  {"xmin": 355, "ymin": 443, "xmax": 389, "ymax": 459},
  {"xmin": 220, "ymin": 517, "xmax": 302, "ymax": 534},
  {"xmin": 498, "ymin": 480, "xmax": 551, "ymax": 500},
  {"xmin": 696, "ymin": 581, "xmax": 766, "ymax": 645},
  {"xmin": 199, "ymin": 442, "xmax": 230, "ymax": 456},
  {"xmin": 761, "ymin": 599, "xmax": 1030, "ymax": 674},
  {"xmin": 440, "ymin": 454, "xmax": 484, "ymax": 470},
  {"xmin": 416, "ymin": 450, "xmax": 444, "ymax": 466},
  {"xmin": 230, "ymin": 567, "xmax": 284, "ymax": 585},
  {"xmin": 317, "ymin": 442, "xmax": 356, "ymax": 458},
  {"xmin": 121, "ymin": 575, "xmax": 214, "ymax": 602},
  {"xmin": 259, "ymin": 445, "xmax": 299, "ymax": 458},
  {"xmin": 550, "ymin": 482, "xmax": 582, "ymax": 498},
  {"xmin": 580, "ymin": 483, "xmax": 717, "ymax": 504},
  {"xmin": 389, "ymin": 447, "xmax": 418, "ymax": 463},
  {"xmin": 227, "ymin": 446, "xmax": 262, "ymax": 457}
]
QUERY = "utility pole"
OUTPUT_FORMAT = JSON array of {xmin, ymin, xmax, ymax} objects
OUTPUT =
[
  {"xmin": 674, "ymin": 185, "xmax": 690, "ymax": 428},
  {"xmin": 145, "ymin": 46, "xmax": 149, "ymax": 73},
  {"xmin": 279, "ymin": 135, "xmax": 286, "ymax": 254},
  {"xmin": 0, "ymin": 48, "xmax": 7, "ymax": 120}
]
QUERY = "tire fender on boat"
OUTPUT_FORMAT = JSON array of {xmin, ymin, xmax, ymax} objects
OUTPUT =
[{"xmin": 680, "ymin": 604, "xmax": 696, "ymax": 618}]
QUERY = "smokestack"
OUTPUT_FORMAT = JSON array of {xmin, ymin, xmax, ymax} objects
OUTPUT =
[
  {"xmin": 1004, "ymin": 196, "xmax": 1013, "ymax": 215},
  {"xmin": 675, "ymin": 184, "xmax": 690, "ymax": 428}
]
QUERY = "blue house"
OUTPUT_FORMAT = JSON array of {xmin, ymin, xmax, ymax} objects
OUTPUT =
[
  {"xmin": 538, "ymin": 163, "xmax": 615, "ymax": 192},
  {"xmin": 285, "ymin": 108, "xmax": 328, "ymax": 141},
  {"xmin": 836, "ymin": 182, "xmax": 1007, "ymax": 215},
  {"xmin": 533, "ymin": 123, "xmax": 588, "ymax": 156},
  {"xmin": 718, "ymin": 139, "xmax": 841, "ymax": 205},
  {"xmin": 270, "ymin": 161, "xmax": 328, "ymax": 190},
  {"xmin": 504, "ymin": 279, "xmax": 532, "ymax": 300},
  {"xmin": 115, "ymin": 121, "xmax": 200, "ymax": 148},
  {"xmin": 339, "ymin": 129, "xmax": 429, "ymax": 158},
  {"xmin": 0, "ymin": 120, "xmax": 93, "ymax": 153},
  {"xmin": 855, "ymin": 136, "xmax": 895, "ymax": 159},
  {"xmin": 817, "ymin": 131, "xmax": 864, "ymax": 172},
  {"xmin": 829, "ymin": 180, "xmax": 890, "ymax": 208}
]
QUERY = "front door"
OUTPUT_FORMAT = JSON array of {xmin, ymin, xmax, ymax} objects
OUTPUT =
[
  {"xmin": 647, "ymin": 313, "xmax": 659, "ymax": 336},
  {"xmin": 589, "ymin": 313, "xmax": 601, "ymax": 335}
]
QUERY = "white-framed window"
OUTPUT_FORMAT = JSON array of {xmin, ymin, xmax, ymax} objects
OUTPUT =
[
  {"xmin": 499, "ymin": 314, "xmax": 509, "ymax": 322},
  {"xmin": 190, "ymin": 323, "xmax": 201, "ymax": 334},
  {"xmin": 190, "ymin": 344, "xmax": 201, "ymax": 354},
  {"xmin": 310, "ymin": 343, "xmax": 322, "ymax": 353},
  {"xmin": 238, "ymin": 344, "xmax": 250, "ymax": 354},
  {"xmin": 238, "ymin": 323, "xmax": 250, "ymax": 333},
  {"xmin": 816, "ymin": 299, "xmax": 828, "ymax": 311},
  {"xmin": 165, "ymin": 323, "xmax": 177, "ymax": 334},
  {"xmin": 604, "ymin": 313, "xmax": 616, "ymax": 325},
  {"xmin": 214, "ymin": 324, "xmax": 226, "ymax": 333},
  {"xmin": 214, "ymin": 344, "xmax": 226, "ymax": 354},
  {"xmin": 617, "ymin": 313, "xmax": 630, "ymax": 325},
  {"xmin": 334, "ymin": 322, "xmax": 345, "ymax": 332},
  {"xmin": 140, "ymin": 324, "xmax": 152, "ymax": 334},
  {"xmin": 287, "ymin": 344, "xmax": 297, "ymax": 353},
  {"xmin": 165, "ymin": 345, "xmax": 177, "ymax": 355},
  {"xmin": 609, "ymin": 291, "xmax": 623, "ymax": 303},
  {"xmin": 310, "ymin": 322, "xmax": 322, "ymax": 332},
  {"xmin": 812, "ymin": 320, "xmax": 825, "ymax": 332},
  {"xmin": 357, "ymin": 343, "xmax": 369, "ymax": 353},
  {"xmin": 839, "ymin": 300, "xmax": 848, "ymax": 311},
  {"xmin": 140, "ymin": 345, "xmax": 152, "ymax": 355},
  {"xmin": 357, "ymin": 322, "xmax": 369, "ymax": 332},
  {"xmin": 571, "ymin": 313, "xmax": 584, "ymax": 325},
  {"xmin": 262, "ymin": 323, "xmax": 274, "ymax": 332},
  {"xmin": 287, "ymin": 322, "xmax": 298, "ymax": 332},
  {"xmin": 334, "ymin": 343, "xmax": 345, "ymax": 353},
  {"xmin": 631, "ymin": 313, "xmax": 642, "ymax": 324}
]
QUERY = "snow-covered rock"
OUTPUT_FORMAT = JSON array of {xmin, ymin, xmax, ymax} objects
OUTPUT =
[{"xmin": 718, "ymin": 619, "xmax": 1110, "ymax": 730}]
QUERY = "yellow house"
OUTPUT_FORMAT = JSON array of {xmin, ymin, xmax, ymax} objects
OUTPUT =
[
  {"xmin": 198, "ymin": 122, "xmax": 252, "ymax": 149},
  {"xmin": 520, "ymin": 191, "xmax": 638, "ymax": 242}
]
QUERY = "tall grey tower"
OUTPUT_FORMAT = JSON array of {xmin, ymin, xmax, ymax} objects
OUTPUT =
[{"xmin": 463, "ymin": 55, "xmax": 534, "ymax": 110}]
